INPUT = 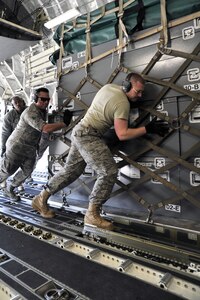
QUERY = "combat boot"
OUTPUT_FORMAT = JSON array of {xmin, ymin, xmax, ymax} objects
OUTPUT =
[
  {"xmin": 18, "ymin": 184, "xmax": 24, "ymax": 192},
  {"xmin": 25, "ymin": 176, "xmax": 33, "ymax": 183},
  {"xmin": 84, "ymin": 203, "xmax": 114, "ymax": 230},
  {"xmin": 32, "ymin": 189, "xmax": 55, "ymax": 218},
  {"xmin": 3, "ymin": 185, "xmax": 20, "ymax": 201},
  {"xmin": 0, "ymin": 180, "xmax": 7, "ymax": 192},
  {"xmin": 0, "ymin": 180, "xmax": 6, "ymax": 189}
]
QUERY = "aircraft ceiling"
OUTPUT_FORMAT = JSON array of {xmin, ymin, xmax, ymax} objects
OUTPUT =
[
  {"xmin": 0, "ymin": 0, "xmax": 114, "ymax": 31},
  {"xmin": 0, "ymin": 0, "xmax": 113, "ymax": 100}
]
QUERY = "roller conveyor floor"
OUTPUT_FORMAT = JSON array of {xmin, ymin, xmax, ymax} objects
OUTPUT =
[{"xmin": 0, "ymin": 177, "xmax": 199, "ymax": 300}]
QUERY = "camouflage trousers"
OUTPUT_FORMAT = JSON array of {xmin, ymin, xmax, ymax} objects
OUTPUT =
[
  {"xmin": 0, "ymin": 151, "xmax": 36, "ymax": 187},
  {"xmin": 47, "ymin": 123, "xmax": 118, "ymax": 205}
]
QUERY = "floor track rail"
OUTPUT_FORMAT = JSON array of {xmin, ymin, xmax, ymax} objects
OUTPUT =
[{"xmin": 0, "ymin": 200, "xmax": 200, "ymax": 300}]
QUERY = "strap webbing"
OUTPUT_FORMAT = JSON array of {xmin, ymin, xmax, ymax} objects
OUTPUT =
[{"xmin": 159, "ymin": 0, "xmax": 168, "ymax": 47}]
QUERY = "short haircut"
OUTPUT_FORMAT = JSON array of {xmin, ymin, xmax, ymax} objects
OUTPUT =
[
  {"xmin": 126, "ymin": 73, "xmax": 145, "ymax": 85},
  {"xmin": 35, "ymin": 87, "xmax": 49, "ymax": 95},
  {"xmin": 11, "ymin": 96, "xmax": 25, "ymax": 104}
]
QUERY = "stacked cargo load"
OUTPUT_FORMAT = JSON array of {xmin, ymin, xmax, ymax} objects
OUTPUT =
[{"xmin": 47, "ymin": 0, "xmax": 200, "ymax": 234}]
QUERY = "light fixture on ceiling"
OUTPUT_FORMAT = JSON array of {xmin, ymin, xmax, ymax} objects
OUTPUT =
[{"xmin": 44, "ymin": 8, "xmax": 80, "ymax": 29}]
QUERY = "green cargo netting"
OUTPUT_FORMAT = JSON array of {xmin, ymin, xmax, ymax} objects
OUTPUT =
[{"xmin": 51, "ymin": 0, "xmax": 200, "ymax": 64}]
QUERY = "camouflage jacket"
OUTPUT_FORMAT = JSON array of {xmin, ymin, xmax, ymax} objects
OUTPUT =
[
  {"xmin": 6, "ymin": 103, "xmax": 46, "ymax": 158},
  {"xmin": 1, "ymin": 108, "xmax": 25, "ymax": 152}
]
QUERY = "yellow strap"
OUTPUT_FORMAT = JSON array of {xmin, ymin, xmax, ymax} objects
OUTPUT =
[
  {"xmin": 85, "ymin": 12, "xmax": 91, "ymax": 66},
  {"xmin": 160, "ymin": 0, "xmax": 168, "ymax": 47},
  {"xmin": 57, "ymin": 23, "xmax": 65, "ymax": 79}
]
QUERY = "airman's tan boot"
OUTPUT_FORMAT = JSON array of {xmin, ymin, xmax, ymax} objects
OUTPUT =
[
  {"xmin": 84, "ymin": 203, "xmax": 114, "ymax": 230},
  {"xmin": 32, "ymin": 189, "xmax": 55, "ymax": 218}
]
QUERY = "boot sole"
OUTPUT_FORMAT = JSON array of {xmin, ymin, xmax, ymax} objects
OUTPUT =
[
  {"xmin": 32, "ymin": 200, "xmax": 55, "ymax": 218},
  {"xmin": 84, "ymin": 222, "xmax": 114, "ymax": 231}
]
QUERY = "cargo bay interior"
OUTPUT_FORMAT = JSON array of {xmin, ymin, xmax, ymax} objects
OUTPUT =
[{"xmin": 0, "ymin": 0, "xmax": 200, "ymax": 299}]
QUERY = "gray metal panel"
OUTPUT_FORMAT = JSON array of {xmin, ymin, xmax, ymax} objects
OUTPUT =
[{"xmin": 112, "ymin": 157, "xmax": 181, "ymax": 218}]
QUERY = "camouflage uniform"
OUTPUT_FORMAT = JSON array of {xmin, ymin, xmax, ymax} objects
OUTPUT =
[
  {"xmin": 0, "ymin": 103, "xmax": 46, "ymax": 187},
  {"xmin": 47, "ymin": 84, "xmax": 130, "ymax": 205},
  {"xmin": 37, "ymin": 132, "xmax": 52, "ymax": 160},
  {"xmin": 1, "ymin": 107, "xmax": 26, "ymax": 156},
  {"xmin": 47, "ymin": 122, "xmax": 118, "ymax": 205}
]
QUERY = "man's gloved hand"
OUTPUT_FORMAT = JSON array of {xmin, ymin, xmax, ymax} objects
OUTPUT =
[
  {"xmin": 63, "ymin": 109, "xmax": 73, "ymax": 126},
  {"xmin": 103, "ymin": 129, "xmax": 120, "ymax": 149},
  {"xmin": 145, "ymin": 117, "xmax": 170, "ymax": 137}
]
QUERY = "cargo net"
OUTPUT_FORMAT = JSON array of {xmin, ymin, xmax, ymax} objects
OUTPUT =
[{"xmin": 49, "ymin": 6, "xmax": 200, "ymax": 222}]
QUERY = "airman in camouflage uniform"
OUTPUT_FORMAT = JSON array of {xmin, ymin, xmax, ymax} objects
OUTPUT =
[
  {"xmin": 0, "ymin": 96, "xmax": 27, "ymax": 191},
  {"xmin": 33, "ymin": 73, "xmax": 169, "ymax": 229},
  {"xmin": 1, "ymin": 96, "xmax": 26, "ymax": 157},
  {"xmin": 33, "ymin": 74, "xmax": 146, "ymax": 229},
  {"xmin": 0, "ymin": 88, "xmax": 68, "ymax": 204}
]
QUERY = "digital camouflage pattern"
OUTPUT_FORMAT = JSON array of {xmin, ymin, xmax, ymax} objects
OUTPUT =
[
  {"xmin": 47, "ymin": 122, "xmax": 118, "ymax": 205},
  {"xmin": 6, "ymin": 103, "xmax": 46, "ymax": 158},
  {"xmin": 0, "ymin": 103, "xmax": 46, "ymax": 187},
  {"xmin": 46, "ymin": 84, "xmax": 130, "ymax": 205}
]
